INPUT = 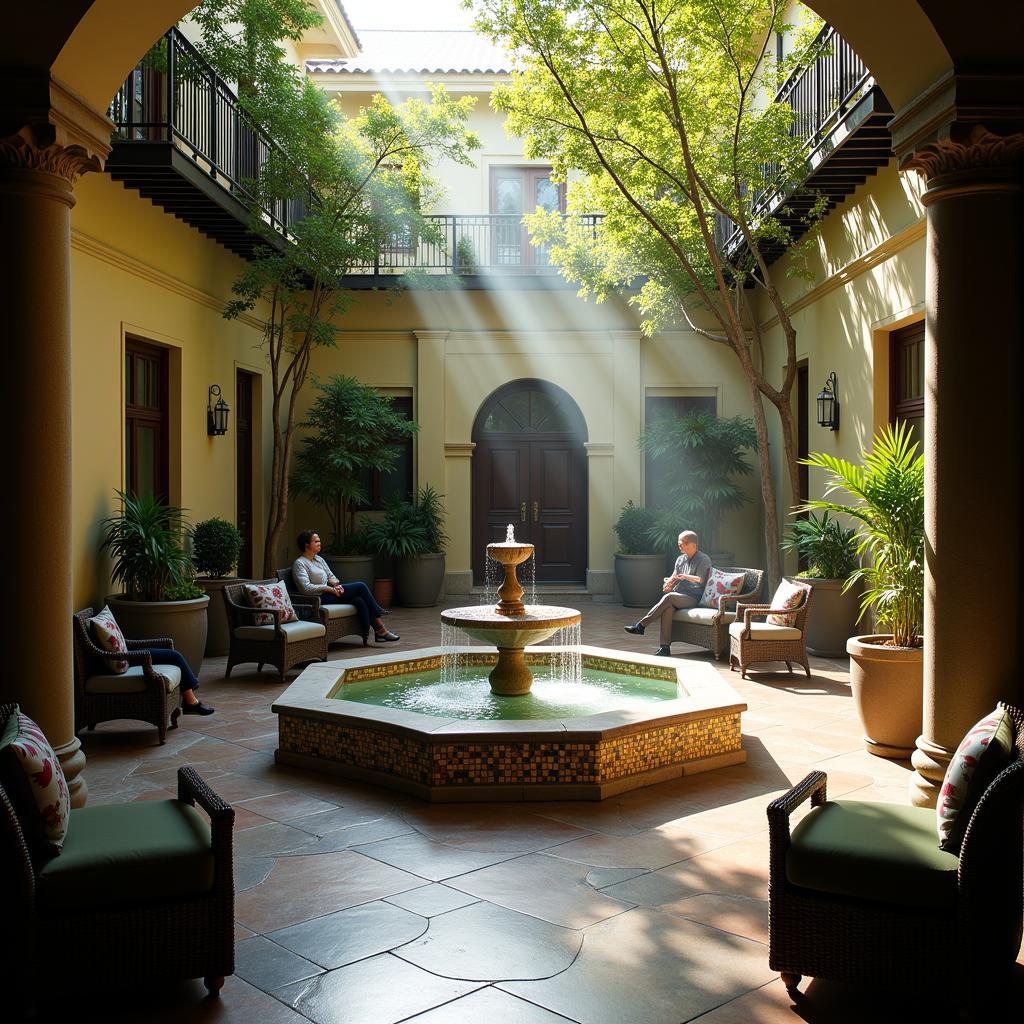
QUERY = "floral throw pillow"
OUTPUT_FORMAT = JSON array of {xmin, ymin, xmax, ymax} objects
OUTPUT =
[
  {"xmin": 244, "ymin": 581, "xmax": 298, "ymax": 626},
  {"xmin": 88, "ymin": 605, "xmax": 129, "ymax": 674},
  {"xmin": 767, "ymin": 580, "xmax": 807, "ymax": 626},
  {"xmin": 936, "ymin": 707, "xmax": 1014, "ymax": 853},
  {"xmin": 4, "ymin": 712, "xmax": 71, "ymax": 853},
  {"xmin": 699, "ymin": 569, "xmax": 746, "ymax": 609}
]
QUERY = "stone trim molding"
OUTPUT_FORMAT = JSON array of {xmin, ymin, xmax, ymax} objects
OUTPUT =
[
  {"xmin": 443, "ymin": 442, "xmax": 476, "ymax": 458},
  {"xmin": 584, "ymin": 442, "xmax": 615, "ymax": 457}
]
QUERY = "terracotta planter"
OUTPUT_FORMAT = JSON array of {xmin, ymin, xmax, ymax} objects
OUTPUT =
[
  {"xmin": 372, "ymin": 578, "xmax": 394, "ymax": 608},
  {"xmin": 323, "ymin": 554, "xmax": 375, "ymax": 588},
  {"xmin": 614, "ymin": 553, "xmax": 670, "ymax": 608},
  {"xmin": 396, "ymin": 553, "xmax": 446, "ymax": 607},
  {"xmin": 197, "ymin": 578, "xmax": 250, "ymax": 657},
  {"xmin": 106, "ymin": 594, "xmax": 210, "ymax": 675},
  {"xmin": 792, "ymin": 576, "xmax": 862, "ymax": 657},
  {"xmin": 847, "ymin": 634, "xmax": 924, "ymax": 759}
]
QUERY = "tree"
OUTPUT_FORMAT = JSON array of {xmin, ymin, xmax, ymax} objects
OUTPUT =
[
  {"xmin": 289, "ymin": 375, "xmax": 419, "ymax": 552},
  {"xmin": 193, "ymin": 1, "xmax": 480, "ymax": 575},
  {"xmin": 473, "ymin": 0, "xmax": 826, "ymax": 587}
]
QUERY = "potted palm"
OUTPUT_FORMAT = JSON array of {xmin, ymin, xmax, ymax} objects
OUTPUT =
[
  {"xmin": 802, "ymin": 423, "xmax": 925, "ymax": 758},
  {"xmin": 613, "ymin": 501, "xmax": 673, "ymax": 607},
  {"xmin": 193, "ymin": 517, "xmax": 245, "ymax": 657},
  {"xmin": 782, "ymin": 511, "xmax": 860, "ymax": 657},
  {"xmin": 101, "ymin": 491, "xmax": 210, "ymax": 673}
]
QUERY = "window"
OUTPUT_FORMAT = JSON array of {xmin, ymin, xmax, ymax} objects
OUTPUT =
[
  {"xmin": 489, "ymin": 166, "xmax": 566, "ymax": 268},
  {"xmin": 890, "ymin": 321, "xmax": 924, "ymax": 450},
  {"xmin": 644, "ymin": 393, "xmax": 717, "ymax": 509},
  {"xmin": 124, "ymin": 340, "xmax": 169, "ymax": 500},
  {"xmin": 358, "ymin": 395, "xmax": 414, "ymax": 508}
]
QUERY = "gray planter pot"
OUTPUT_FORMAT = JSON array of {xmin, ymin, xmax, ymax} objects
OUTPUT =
[
  {"xmin": 197, "ymin": 578, "xmax": 250, "ymax": 657},
  {"xmin": 787, "ymin": 576, "xmax": 862, "ymax": 657},
  {"xmin": 395, "ymin": 553, "xmax": 445, "ymax": 607},
  {"xmin": 324, "ymin": 553, "xmax": 375, "ymax": 587},
  {"xmin": 106, "ymin": 594, "xmax": 210, "ymax": 675},
  {"xmin": 847, "ymin": 634, "xmax": 924, "ymax": 759},
  {"xmin": 614, "ymin": 553, "xmax": 668, "ymax": 608}
]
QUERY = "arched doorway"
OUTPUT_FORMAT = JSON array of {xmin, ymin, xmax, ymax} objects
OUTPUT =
[{"xmin": 472, "ymin": 380, "xmax": 588, "ymax": 585}]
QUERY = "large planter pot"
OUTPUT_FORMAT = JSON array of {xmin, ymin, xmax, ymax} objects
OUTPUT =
[
  {"xmin": 372, "ymin": 578, "xmax": 394, "ymax": 608},
  {"xmin": 324, "ymin": 553, "xmax": 375, "ymax": 587},
  {"xmin": 197, "ymin": 578, "xmax": 250, "ymax": 657},
  {"xmin": 614, "ymin": 553, "xmax": 668, "ymax": 608},
  {"xmin": 791, "ymin": 576, "xmax": 861, "ymax": 657},
  {"xmin": 106, "ymin": 594, "xmax": 210, "ymax": 675},
  {"xmin": 847, "ymin": 634, "xmax": 924, "ymax": 759},
  {"xmin": 395, "ymin": 553, "xmax": 446, "ymax": 607}
]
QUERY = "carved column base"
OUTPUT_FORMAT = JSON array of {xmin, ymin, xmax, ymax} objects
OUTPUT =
[
  {"xmin": 54, "ymin": 735, "xmax": 88, "ymax": 808},
  {"xmin": 909, "ymin": 735, "xmax": 951, "ymax": 808}
]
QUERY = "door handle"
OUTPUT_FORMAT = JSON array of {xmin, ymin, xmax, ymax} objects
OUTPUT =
[
  {"xmin": 520, "ymin": 501, "xmax": 527, "ymax": 523},
  {"xmin": 533, "ymin": 501, "xmax": 539, "ymax": 523}
]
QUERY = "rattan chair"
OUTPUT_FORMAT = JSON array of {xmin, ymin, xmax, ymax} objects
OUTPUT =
[
  {"xmin": 222, "ymin": 581, "xmax": 328, "ymax": 682},
  {"xmin": 72, "ymin": 607, "xmax": 182, "ymax": 744},
  {"xmin": 276, "ymin": 567, "xmax": 367, "ymax": 647},
  {"xmin": 728, "ymin": 581, "xmax": 813, "ymax": 678},
  {"xmin": 767, "ymin": 702, "xmax": 1024, "ymax": 1016},
  {"xmin": 671, "ymin": 567, "xmax": 764, "ymax": 659},
  {"xmin": 0, "ymin": 703, "xmax": 234, "ymax": 1016}
]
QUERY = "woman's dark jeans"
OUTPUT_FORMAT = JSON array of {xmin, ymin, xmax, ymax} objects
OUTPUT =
[
  {"xmin": 319, "ymin": 580, "xmax": 384, "ymax": 637},
  {"xmin": 144, "ymin": 648, "xmax": 200, "ymax": 692}
]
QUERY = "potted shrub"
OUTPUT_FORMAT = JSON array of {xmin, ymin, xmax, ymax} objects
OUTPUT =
[
  {"xmin": 365, "ymin": 487, "xmax": 447, "ymax": 607},
  {"xmin": 639, "ymin": 410, "xmax": 756, "ymax": 563},
  {"xmin": 101, "ymin": 491, "xmax": 210, "ymax": 673},
  {"xmin": 802, "ymin": 423, "xmax": 925, "ymax": 758},
  {"xmin": 192, "ymin": 517, "xmax": 246, "ymax": 657},
  {"xmin": 782, "ymin": 511, "xmax": 860, "ymax": 657},
  {"xmin": 290, "ymin": 374, "xmax": 417, "ymax": 587},
  {"xmin": 613, "ymin": 501, "xmax": 673, "ymax": 608}
]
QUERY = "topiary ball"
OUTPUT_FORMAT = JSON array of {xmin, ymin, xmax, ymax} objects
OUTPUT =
[{"xmin": 193, "ymin": 518, "xmax": 243, "ymax": 578}]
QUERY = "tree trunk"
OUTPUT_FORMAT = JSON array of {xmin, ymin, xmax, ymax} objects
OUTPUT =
[{"xmin": 746, "ymin": 375, "xmax": 782, "ymax": 592}]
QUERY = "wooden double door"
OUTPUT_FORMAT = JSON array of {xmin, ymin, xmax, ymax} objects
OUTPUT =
[{"xmin": 473, "ymin": 436, "xmax": 587, "ymax": 584}]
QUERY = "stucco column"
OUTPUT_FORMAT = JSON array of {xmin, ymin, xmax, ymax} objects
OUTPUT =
[
  {"xmin": 414, "ymin": 330, "xmax": 449, "ymax": 492},
  {"xmin": 443, "ymin": 442, "xmax": 475, "ymax": 597},
  {"xmin": 0, "ymin": 77, "xmax": 110, "ymax": 806},
  {"xmin": 892, "ymin": 81, "xmax": 1024, "ymax": 806}
]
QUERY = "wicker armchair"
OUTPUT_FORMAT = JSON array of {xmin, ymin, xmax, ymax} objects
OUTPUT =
[
  {"xmin": 276, "ymin": 568, "xmax": 367, "ymax": 648},
  {"xmin": 0, "ymin": 703, "xmax": 234, "ymax": 1016},
  {"xmin": 72, "ymin": 608, "xmax": 182, "ymax": 744},
  {"xmin": 670, "ymin": 567, "xmax": 764, "ymax": 660},
  {"xmin": 728, "ymin": 581, "xmax": 813, "ymax": 678},
  {"xmin": 767, "ymin": 702, "xmax": 1024, "ymax": 1016},
  {"xmin": 222, "ymin": 581, "xmax": 328, "ymax": 682}
]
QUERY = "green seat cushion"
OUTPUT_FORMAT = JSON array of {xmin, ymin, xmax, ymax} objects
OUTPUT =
[
  {"xmin": 37, "ymin": 800, "xmax": 214, "ymax": 913},
  {"xmin": 787, "ymin": 800, "xmax": 959, "ymax": 911}
]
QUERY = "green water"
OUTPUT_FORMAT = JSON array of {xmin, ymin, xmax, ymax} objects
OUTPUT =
[{"xmin": 334, "ymin": 667, "xmax": 681, "ymax": 721}]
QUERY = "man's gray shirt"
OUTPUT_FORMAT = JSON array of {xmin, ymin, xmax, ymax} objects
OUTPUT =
[{"xmin": 673, "ymin": 550, "xmax": 713, "ymax": 595}]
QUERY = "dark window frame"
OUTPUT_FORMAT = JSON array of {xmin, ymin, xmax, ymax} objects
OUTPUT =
[
  {"xmin": 890, "ymin": 321, "xmax": 925, "ymax": 437},
  {"xmin": 643, "ymin": 393, "xmax": 718, "ymax": 509},
  {"xmin": 359, "ymin": 395, "xmax": 414, "ymax": 509},
  {"xmin": 124, "ymin": 338, "xmax": 169, "ymax": 501}
]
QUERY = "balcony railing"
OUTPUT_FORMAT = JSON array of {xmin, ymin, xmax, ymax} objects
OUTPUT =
[
  {"xmin": 714, "ymin": 24, "xmax": 880, "ymax": 254},
  {"xmin": 109, "ymin": 28, "xmax": 312, "ymax": 240}
]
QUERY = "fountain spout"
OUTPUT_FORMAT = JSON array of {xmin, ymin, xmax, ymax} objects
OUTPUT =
[{"xmin": 487, "ymin": 527, "xmax": 534, "ymax": 618}]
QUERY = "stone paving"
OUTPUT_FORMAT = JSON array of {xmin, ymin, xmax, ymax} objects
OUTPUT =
[{"xmin": 48, "ymin": 598, "xmax": 1023, "ymax": 1023}]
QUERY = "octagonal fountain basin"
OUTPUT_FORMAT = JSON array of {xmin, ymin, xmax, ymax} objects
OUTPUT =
[{"xmin": 273, "ymin": 645, "xmax": 747, "ymax": 802}]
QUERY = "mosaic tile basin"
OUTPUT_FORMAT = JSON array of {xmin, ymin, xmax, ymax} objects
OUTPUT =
[{"xmin": 273, "ymin": 645, "xmax": 747, "ymax": 802}]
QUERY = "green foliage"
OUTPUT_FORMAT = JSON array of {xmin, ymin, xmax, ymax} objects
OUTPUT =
[
  {"xmin": 638, "ymin": 411, "xmax": 756, "ymax": 551},
  {"xmin": 289, "ymin": 375, "xmax": 419, "ymax": 551},
  {"xmin": 165, "ymin": 580, "xmax": 208, "ymax": 601},
  {"xmin": 613, "ymin": 501, "xmax": 667, "ymax": 556},
  {"xmin": 800, "ymin": 423, "xmax": 924, "ymax": 648},
  {"xmin": 100, "ymin": 491, "xmax": 194, "ymax": 602},
  {"xmin": 364, "ymin": 486, "xmax": 448, "ymax": 560},
  {"xmin": 455, "ymin": 235, "xmax": 478, "ymax": 273},
  {"xmin": 193, "ymin": 517, "xmax": 244, "ymax": 577},
  {"xmin": 782, "ymin": 511, "xmax": 859, "ymax": 580}
]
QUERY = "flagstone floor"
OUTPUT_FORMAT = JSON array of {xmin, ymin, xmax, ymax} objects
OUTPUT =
[{"xmin": 51, "ymin": 599, "xmax": 1022, "ymax": 1024}]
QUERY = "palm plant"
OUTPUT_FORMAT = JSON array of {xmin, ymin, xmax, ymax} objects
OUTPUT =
[
  {"xmin": 100, "ymin": 491, "xmax": 194, "ymax": 601},
  {"xmin": 799, "ymin": 423, "xmax": 924, "ymax": 648},
  {"xmin": 782, "ymin": 511, "xmax": 859, "ymax": 580}
]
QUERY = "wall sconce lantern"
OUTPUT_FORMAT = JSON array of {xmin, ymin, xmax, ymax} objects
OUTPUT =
[
  {"xmin": 816, "ymin": 372, "xmax": 840, "ymax": 431},
  {"xmin": 207, "ymin": 384, "xmax": 230, "ymax": 436}
]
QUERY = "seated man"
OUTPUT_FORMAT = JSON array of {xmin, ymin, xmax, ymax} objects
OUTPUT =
[{"xmin": 624, "ymin": 530, "xmax": 712, "ymax": 656}]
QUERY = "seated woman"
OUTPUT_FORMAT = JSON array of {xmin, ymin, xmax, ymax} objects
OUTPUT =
[{"xmin": 292, "ymin": 530, "xmax": 399, "ymax": 644}]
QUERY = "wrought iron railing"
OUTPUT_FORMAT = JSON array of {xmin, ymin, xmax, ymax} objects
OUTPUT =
[
  {"xmin": 714, "ymin": 24, "xmax": 875, "ymax": 252},
  {"xmin": 109, "ymin": 28, "xmax": 312, "ymax": 238}
]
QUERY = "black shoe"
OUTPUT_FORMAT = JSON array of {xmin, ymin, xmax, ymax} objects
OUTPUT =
[
  {"xmin": 375, "ymin": 630, "xmax": 400, "ymax": 643},
  {"xmin": 379, "ymin": 608, "xmax": 391, "ymax": 616},
  {"xmin": 183, "ymin": 701, "xmax": 215, "ymax": 716},
  {"xmin": 654, "ymin": 645, "xmax": 672, "ymax": 657},
  {"xmin": 624, "ymin": 622, "xmax": 645, "ymax": 635}
]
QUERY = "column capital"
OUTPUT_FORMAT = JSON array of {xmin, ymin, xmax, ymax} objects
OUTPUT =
[
  {"xmin": 891, "ymin": 72, "xmax": 1024, "ymax": 192},
  {"xmin": 413, "ymin": 330, "xmax": 451, "ymax": 344},
  {"xmin": 0, "ymin": 73, "xmax": 111, "ymax": 186}
]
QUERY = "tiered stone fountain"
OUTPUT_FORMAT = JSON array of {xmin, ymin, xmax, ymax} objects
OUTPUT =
[{"xmin": 440, "ymin": 526, "xmax": 580, "ymax": 696}]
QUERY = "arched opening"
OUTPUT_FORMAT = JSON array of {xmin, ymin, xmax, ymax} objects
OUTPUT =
[{"xmin": 471, "ymin": 379, "xmax": 588, "ymax": 585}]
